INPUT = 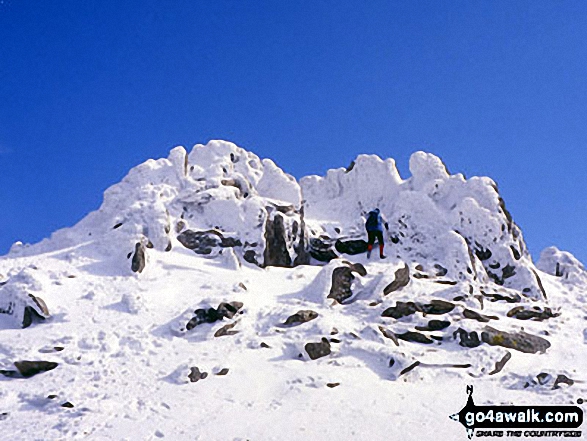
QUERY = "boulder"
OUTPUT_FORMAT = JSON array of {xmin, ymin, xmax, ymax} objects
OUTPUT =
[
  {"xmin": 453, "ymin": 328, "xmax": 482, "ymax": 348},
  {"xmin": 481, "ymin": 326, "xmax": 551, "ymax": 354},
  {"xmin": 188, "ymin": 367, "xmax": 208, "ymax": 383},
  {"xmin": 327, "ymin": 267, "xmax": 354, "ymax": 304},
  {"xmin": 420, "ymin": 299, "xmax": 455, "ymax": 315},
  {"xmin": 381, "ymin": 301, "xmax": 419, "ymax": 319},
  {"xmin": 283, "ymin": 310, "xmax": 319, "ymax": 326},
  {"xmin": 396, "ymin": 331, "xmax": 434, "ymax": 344},
  {"xmin": 309, "ymin": 238, "xmax": 337, "ymax": 262},
  {"xmin": 415, "ymin": 319, "xmax": 450, "ymax": 331},
  {"xmin": 335, "ymin": 239, "xmax": 368, "ymax": 255},
  {"xmin": 383, "ymin": 264, "xmax": 410, "ymax": 294},
  {"xmin": 14, "ymin": 361, "xmax": 58, "ymax": 378},
  {"xmin": 305, "ymin": 338, "xmax": 331, "ymax": 360},
  {"xmin": 177, "ymin": 230, "xmax": 241, "ymax": 255}
]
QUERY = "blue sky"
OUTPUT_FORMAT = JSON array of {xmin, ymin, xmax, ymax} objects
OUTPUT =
[{"xmin": 1, "ymin": 0, "xmax": 586, "ymax": 263}]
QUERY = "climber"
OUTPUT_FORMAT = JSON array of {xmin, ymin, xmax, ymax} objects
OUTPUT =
[{"xmin": 365, "ymin": 208, "xmax": 389, "ymax": 259}]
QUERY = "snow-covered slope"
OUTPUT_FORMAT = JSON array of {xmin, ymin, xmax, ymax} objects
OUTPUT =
[{"xmin": 1, "ymin": 141, "xmax": 586, "ymax": 440}]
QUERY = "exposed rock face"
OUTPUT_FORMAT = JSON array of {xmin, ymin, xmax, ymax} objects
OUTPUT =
[
  {"xmin": 131, "ymin": 242, "xmax": 146, "ymax": 273},
  {"xmin": 415, "ymin": 320, "xmax": 450, "ymax": 331},
  {"xmin": 383, "ymin": 264, "xmax": 410, "ymax": 294},
  {"xmin": 305, "ymin": 338, "xmax": 331, "ymax": 360},
  {"xmin": 264, "ymin": 214, "xmax": 292, "ymax": 267},
  {"xmin": 481, "ymin": 326, "xmax": 551, "ymax": 354}
]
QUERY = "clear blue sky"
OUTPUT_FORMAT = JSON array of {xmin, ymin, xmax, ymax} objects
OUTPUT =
[{"xmin": 1, "ymin": 0, "xmax": 586, "ymax": 264}]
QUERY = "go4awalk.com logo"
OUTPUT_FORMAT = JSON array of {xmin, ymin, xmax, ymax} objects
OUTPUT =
[{"xmin": 450, "ymin": 386, "xmax": 584, "ymax": 439}]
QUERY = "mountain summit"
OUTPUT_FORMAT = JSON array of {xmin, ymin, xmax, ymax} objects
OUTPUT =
[{"xmin": 1, "ymin": 141, "xmax": 586, "ymax": 440}]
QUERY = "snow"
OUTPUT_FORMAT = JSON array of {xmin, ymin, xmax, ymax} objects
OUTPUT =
[{"xmin": 1, "ymin": 141, "xmax": 586, "ymax": 440}]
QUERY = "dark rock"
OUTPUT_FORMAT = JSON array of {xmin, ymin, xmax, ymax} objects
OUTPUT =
[
  {"xmin": 335, "ymin": 239, "xmax": 368, "ymax": 255},
  {"xmin": 453, "ymin": 328, "xmax": 482, "ymax": 348},
  {"xmin": 507, "ymin": 306, "xmax": 560, "ymax": 321},
  {"xmin": 14, "ymin": 361, "xmax": 58, "ymax": 378},
  {"xmin": 309, "ymin": 238, "xmax": 337, "ymax": 262},
  {"xmin": 61, "ymin": 402, "xmax": 74, "ymax": 408},
  {"xmin": 389, "ymin": 357, "xmax": 395, "ymax": 367},
  {"xmin": 475, "ymin": 246, "xmax": 492, "ymax": 261},
  {"xmin": 510, "ymin": 246, "xmax": 521, "ymax": 260},
  {"xmin": 216, "ymin": 302, "xmax": 244, "ymax": 319},
  {"xmin": 283, "ymin": 310, "xmax": 318, "ymax": 326},
  {"xmin": 532, "ymin": 269, "xmax": 548, "ymax": 299},
  {"xmin": 480, "ymin": 290, "xmax": 521, "ymax": 303},
  {"xmin": 186, "ymin": 308, "xmax": 220, "ymax": 330},
  {"xmin": 243, "ymin": 250, "xmax": 259, "ymax": 265},
  {"xmin": 293, "ymin": 206, "xmax": 311, "ymax": 266},
  {"xmin": 348, "ymin": 262, "xmax": 367, "ymax": 277},
  {"xmin": 434, "ymin": 264, "xmax": 448, "ymax": 277},
  {"xmin": 481, "ymin": 326, "xmax": 551, "ymax": 354},
  {"xmin": 264, "ymin": 214, "xmax": 292, "ymax": 267},
  {"xmin": 329, "ymin": 338, "xmax": 341, "ymax": 343},
  {"xmin": 415, "ymin": 320, "xmax": 450, "ymax": 331},
  {"xmin": 420, "ymin": 299, "xmax": 455, "ymax": 315},
  {"xmin": 553, "ymin": 374, "xmax": 574, "ymax": 389},
  {"xmin": 488, "ymin": 351, "xmax": 512, "ymax": 375},
  {"xmin": 216, "ymin": 368, "xmax": 229, "ymax": 376},
  {"xmin": 260, "ymin": 342, "xmax": 270, "ymax": 348},
  {"xmin": 328, "ymin": 267, "xmax": 354, "ymax": 304},
  {"xmin": 463, "ymin": 309, "xmax": 498, "ymax": 323},
  {"xmin": 188, "ymin": 367, "xmax": 208, "ymax": 382},
  {"xmin": 131, "ymin": 242, "xmax": 146, "ymax": 273},
  {"xmin": 177, "ymin": 230, "xmax": 241, "ymax": 255},
  {"xmin": 502, "ymin": 264, "xmax": 516, "ymax": 280},
  {"xmin": 381, "ymin": 301, "xmax": 419, "ymax": 319},
  {"xmin": 0, "ymin": 413, "xmax": 8, "ymax": 421},
  {"xmin": 383, "ymin": 264, "xmax": 410, "ymax": 294},
  {"xmin": 305, "ymin": 338, "xmax": 331, "ymax": 360},
  {"xmin": 399, "ymin": 361, "xmax": 421, "ymax": 376},
  {"xmin": 22, "ymin": 295, "xmax": 50, "ymax": 328},
  {"xmin": 435, "ymin": 280, "xmax": 457, "ymax": 285},
  {"xmin": 396, "ymin": 331, "xmax": 434, "ymax": 344},
  {"xmin": 113, "ymin": 222, "xmax": 123, "ymax": 229},
  {"xmin": 326, "ymin": 382, "xmax": 340, "ymax": 388},
  {"xmin": 214, "ymin": 321, "xmax": 239, "ymax": 337}
]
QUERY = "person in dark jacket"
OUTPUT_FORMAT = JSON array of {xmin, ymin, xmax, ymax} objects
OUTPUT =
[{"xmin": 365, "ymin": 208, "xmax": 389, "ymax": 259}]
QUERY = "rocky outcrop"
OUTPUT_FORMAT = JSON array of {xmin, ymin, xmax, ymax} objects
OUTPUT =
[
  {"xmin": 131, "ymin": 242, "xmax": 146, "ymax": 273},
  {"xmin": 264, "ymin": 213, "xmax": 292, "ymax": 267}
]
